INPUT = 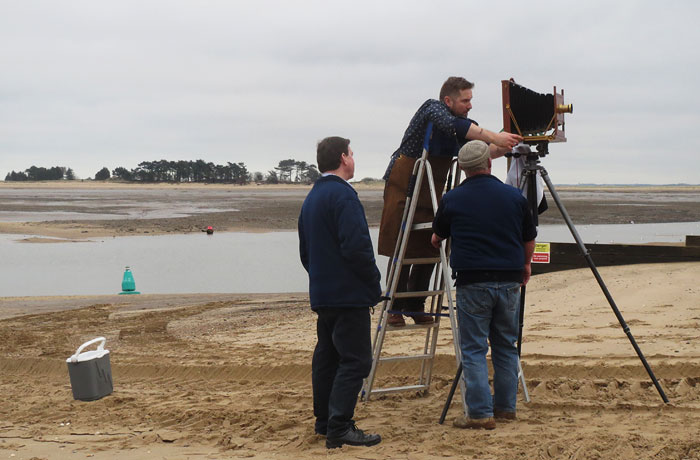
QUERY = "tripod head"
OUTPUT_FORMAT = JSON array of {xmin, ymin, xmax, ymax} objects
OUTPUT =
[
  {"xmin": 505, "ymin": 141, "xmax": 549, "ymax": 162},
  {"xmin": 504, "ymin": 141, "xmax": 550, "ymax": 224}
]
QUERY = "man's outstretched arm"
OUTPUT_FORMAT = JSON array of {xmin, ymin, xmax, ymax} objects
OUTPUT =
[{"xmin": 466, "ymin": 124, "xmax": 522, "ymax": 158}]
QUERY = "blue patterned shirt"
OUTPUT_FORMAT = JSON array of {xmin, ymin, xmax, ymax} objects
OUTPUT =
[{"xmin": 383, "ymin": 99, "xmax": 476, "ymax": 180}]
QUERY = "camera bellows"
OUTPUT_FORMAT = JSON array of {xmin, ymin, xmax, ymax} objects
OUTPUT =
[{"xmin": 502, "ymin": 79, "xmax": 572, "ymax": 143}]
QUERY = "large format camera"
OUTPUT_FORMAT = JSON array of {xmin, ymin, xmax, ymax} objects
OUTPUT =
[{"xmin": 501, "ymin": 78, "xmax": 573, "ymax": 146}]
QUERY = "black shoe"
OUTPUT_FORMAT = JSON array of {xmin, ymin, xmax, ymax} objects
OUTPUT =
[{"xmin": 326, "ymin": 424, "xmax": 381, "ymax": 449}]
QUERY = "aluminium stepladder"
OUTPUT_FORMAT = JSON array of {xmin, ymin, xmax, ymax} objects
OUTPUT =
[
  {"xmin": 362, "ymin": 122, "xmax": 466, "ymax": 412},
  {"xmin": 362, "ymin": 122, "xmax": 530, "ymax": 418}
]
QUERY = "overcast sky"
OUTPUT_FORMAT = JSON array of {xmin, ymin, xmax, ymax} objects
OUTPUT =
[{"xmin": 2, "ymin": 0, "xmax": 699, "ymax": 184}]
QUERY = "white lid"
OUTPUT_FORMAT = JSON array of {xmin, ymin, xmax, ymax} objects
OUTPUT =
[{"xmin": 66, "ymin": 337, "xmax": 110, "ymax": 363}]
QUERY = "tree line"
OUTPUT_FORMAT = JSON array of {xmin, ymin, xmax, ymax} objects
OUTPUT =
[
  {"xmin": 5, "ymin": 159, "xmax": 322, "ymax": 184},
  {"xmin": 4, "ymin": 166, "xmax": 76, "ymax": 181}
]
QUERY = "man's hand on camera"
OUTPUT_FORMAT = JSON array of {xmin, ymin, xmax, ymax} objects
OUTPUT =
[{"xmin": 493, "ymin": 131, "xmax": 522, "ymax": 150}]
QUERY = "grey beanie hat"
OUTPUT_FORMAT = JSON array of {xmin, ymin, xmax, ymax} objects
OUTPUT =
[{"xmin": 458, "ymin": 140, "xmax": 490, "ymax": 169}]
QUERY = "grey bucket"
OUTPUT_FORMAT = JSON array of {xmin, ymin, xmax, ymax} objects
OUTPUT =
[{"xmin": 66, "ymin": 337, "xmax": 113, "ymax": 401}]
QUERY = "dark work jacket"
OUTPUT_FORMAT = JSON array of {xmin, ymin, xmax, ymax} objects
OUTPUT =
[
  {"xmin": 298, "ymin": 175, "xmax": 381, "ymax": 310},
  {"xmin": 432, "ymin": 174, "xmax": 537, "ymax": 273}
]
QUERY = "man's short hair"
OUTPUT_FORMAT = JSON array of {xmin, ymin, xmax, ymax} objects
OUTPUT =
[
  {"xmin": 439, "ymin": 77, "xmax": 474, "ymax": 102},
  {"xmin": 317, "ymin": 136, "xmax": 350, "ymax": 173}
]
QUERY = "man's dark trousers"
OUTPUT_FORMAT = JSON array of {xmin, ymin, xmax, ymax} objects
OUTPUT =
[{"xmin": 312, "ymin": 307, "xmax": 372, "ymax": 438}]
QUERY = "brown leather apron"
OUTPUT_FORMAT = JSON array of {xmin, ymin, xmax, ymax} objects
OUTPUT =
[{"xmin": 378, "ymin": 155, "xmax": 453, "ymax": 258}]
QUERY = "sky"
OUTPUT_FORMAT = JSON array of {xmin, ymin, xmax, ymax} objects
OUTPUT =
[{"xmin": 1, "ymin": 0, "xmax": 699, "ymax": 184}]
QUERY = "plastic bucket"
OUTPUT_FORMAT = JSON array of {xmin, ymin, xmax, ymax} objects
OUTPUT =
[{"xmin": 66, "ymin": 337, "xmax": 113, "ymax": 401}]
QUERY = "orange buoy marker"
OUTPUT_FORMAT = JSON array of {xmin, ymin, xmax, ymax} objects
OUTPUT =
[{"xmin": 119, "ymin": 266, "xmax": 141, "ymax": 295}]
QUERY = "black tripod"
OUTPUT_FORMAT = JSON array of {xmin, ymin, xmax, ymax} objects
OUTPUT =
[{"xmin": 439, "ymin": 144, "xmax": 668, "ymax": 424}]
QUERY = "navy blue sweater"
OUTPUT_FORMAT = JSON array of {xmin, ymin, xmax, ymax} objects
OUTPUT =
[
  {"xmin": 298, "ymin": 175, "xmax": 381, "ymax": 310},
  {"xmin": 432, "ymin": 174, "xmax": 537, "ymax": 274}
]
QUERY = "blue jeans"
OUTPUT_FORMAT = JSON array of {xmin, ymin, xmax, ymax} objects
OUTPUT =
[{"xmin": 457, "ymin": 282, "xmax": 520, "ymax": 419}]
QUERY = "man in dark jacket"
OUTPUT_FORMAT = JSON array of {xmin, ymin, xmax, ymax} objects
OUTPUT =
[
  {"xmin": 298, "ymin": 136, "xmax": 382, "ymax": 449},
  {"xmin": 431, "ymin": 140, "xmax": 536, "ymax": 430}
]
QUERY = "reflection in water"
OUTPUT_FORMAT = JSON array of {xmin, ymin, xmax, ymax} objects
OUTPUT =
[{"xmin": 1, "ymin": 222, "xmax": 698, "ymax": 297}]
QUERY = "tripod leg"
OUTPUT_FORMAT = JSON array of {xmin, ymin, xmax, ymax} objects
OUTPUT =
[
  {"xmin": 517, "ymin": 164, "xmax": 537, "ymax": 355},
  {"xmin": 539, "ymin": 168, "xmax": 669, "ymax": 404},
  {"xmin": 439, "ymin": 364, "xmax": 462, "ymax": 424},
  {"xmin": 518, "ymin": 358, "xmax": 530, "ymax": 403},
  {"xmin": 517, "ymin": 285, "xmax": 525, "ymax": 356}
]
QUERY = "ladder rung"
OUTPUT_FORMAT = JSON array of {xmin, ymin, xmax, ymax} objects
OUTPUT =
[
  {"xmin": 411, "ymin": 223, "xmax": 433, "ymax": 230},
  {"xmin": 368, "ymin": 384, "xmax": 429, "ymax": 396},
  {"xmin": 386, "ymin": 322, "xmax": 438, "ymax": 331},
  {"xmin": 379, "ymin": 353, "xmax": 433, "ymax": 363},
  {"xmin": 393, "ymin": 290, "xmax": 443, "ymax": 298},
  {"xmin": 403, "ymin": 257, "xmax": 440, "ymax": 265}
]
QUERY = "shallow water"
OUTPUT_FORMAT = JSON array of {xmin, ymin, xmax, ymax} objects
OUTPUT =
[{"xmin": 1, "ymin": 222, "xmax": 699, "ymax": 297}]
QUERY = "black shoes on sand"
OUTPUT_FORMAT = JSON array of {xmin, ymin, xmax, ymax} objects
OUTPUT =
[{"xmin": 326, "ymin": 424, "xmax": 381, "ymax": 449}]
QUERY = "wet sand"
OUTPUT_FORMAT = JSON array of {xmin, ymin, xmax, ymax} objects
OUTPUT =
[{"xmin": 2, "ymin": 182, "xmax": 700, "ymax": 240}]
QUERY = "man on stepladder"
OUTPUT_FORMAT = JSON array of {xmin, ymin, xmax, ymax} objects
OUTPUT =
[
  {"xmin": 378, "ymin": 76, "xmax": 522, "ymax": 326},
  {"xmin": 431, "ymin": 140, "xmax": 536, "ymax": 429},
  {"xmin": 298, "ymin": 137, "xmax": 382, "ymax": 449}
]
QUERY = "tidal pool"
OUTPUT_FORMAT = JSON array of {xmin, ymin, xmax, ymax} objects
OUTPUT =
[{"xmin": 1, "ymin": 222, "xmax": 698, "ymax": 297}]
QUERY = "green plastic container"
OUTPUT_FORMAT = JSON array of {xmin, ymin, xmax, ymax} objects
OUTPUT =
[{"xmin": 119, "ymin": 266, "xmax": 140, "ymax": 295}]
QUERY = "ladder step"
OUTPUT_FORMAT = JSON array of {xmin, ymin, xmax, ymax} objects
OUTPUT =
[
  {"xmin": 393, "ymin": 290, "xmax": 443, "ymax": 298},
  {"xmin": 386, "ymin": 322, "xmax": 438, "ymax": 331},
  {"xmin": 403, "ymin": 257, "xmax": 441, "ymax": 265},
  {"xmin": 368, "ymin": 384, "xmax": 429, "ymax": 396},
  {"xmin": 411, "ymin": 223, "xmax": 433, "ymax": 231},
  {"xmin": 379, "ymin": 353, "xmax": 433, "ymax": 363}
]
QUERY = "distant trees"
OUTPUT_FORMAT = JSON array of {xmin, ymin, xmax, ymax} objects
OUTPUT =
[
  {"xmin": 5, "ymin": 171, "xmax": 28, "ymax": 181},
  {"xmin": 274, "ymin": 159, "xmax": 320, "ymax": 184},
  {"xmin": 304, "ymin": 164, "xmax": 321, "ymax": 183},
  {"xmin": 4, "ymin": 158, "xmax": 325, "ymax": 184},
  {"xmin": 115, "ymin": 158, "xmax": 320, "ymax": 184},
  {"xmin": 4, "ymin": 166, "xmax": 66, "ymax": 181},
  {"xmin": 274, "ymin": 159, "xmax": 295, "ymax": 182},
  {"xmin": 94, "ymin": 167, "xmax": 111, "ymax": 180},
  {"xmin": 107, "ymin": 159, "xmax": 252, "ymax": 184},
  {"xmin": 111, "ymin": 167, "xmax": 132, "ymax": 181}
]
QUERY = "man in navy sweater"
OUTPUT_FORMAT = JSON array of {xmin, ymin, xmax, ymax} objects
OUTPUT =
[
  {"xmin": 298, "ymin": 136, "xmax": 382, "ymax": 449},
  {"xmin": 431, "ymin": 140, "xmax": 536, "ymax": 430}
]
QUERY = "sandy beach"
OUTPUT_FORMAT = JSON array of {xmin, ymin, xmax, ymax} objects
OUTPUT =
[
  {"xmin": 1, "ymin": 264, "xmax": 699, "ymax": 459},
  {"xmin": 1, "ymin": 183, "xmax": 699, "ymax": 459}
]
